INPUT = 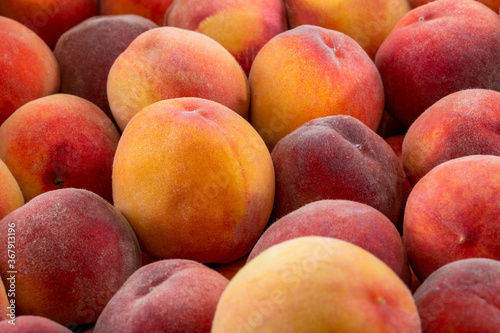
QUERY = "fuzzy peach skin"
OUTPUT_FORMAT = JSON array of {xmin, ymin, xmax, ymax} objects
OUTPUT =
[
  {"xmin": 284, "ymin": 0, "xmax": 410, "ymax": 59},
  {"xmin": 0, "ymin": 94, "xmax": 120, "ymax": 203},
  {"xmin": 0, "ymin": 188, "xmax": 142, "ymax": 326},
  {"xmin": 410, "ymin": 0, "xmax": 500, "ymax": 13},
  {"xmin": 94, "ymin": 259, "xmax": 229, "ymax": 333},
  {"xmin": 414, "ymin": 258, "xmax": 500, "ymax": 332},
  {"xmin": 375, "ymin": 0, "xmax": 500, "ymax": 128},
  {"xmin": 0, "ymin": 16, "xmax": 59, "ymax": 126},
  {"xmin": 164, "ymin": 0, "xmax": 288, "ymax": 75},
  {"xmin": 212, "ymin": 236, "xmax": 421, "ymax": 332},
  {"xmin": 248, "ymin": 200, "xmax": 411, "ymax": 285},
  {"xmin": 402, "ymin": 89, "xmax": 500, "ymax": 186},
  {"xmin": 100, "ymin": 0, "xmax": 174, "ymax": 26},
  {"xmin": 107, "ymin": 26, "xmax": 249, "ymax": 131},
  {"xmin": 0, "ymin": 160, "xmax": 24, "ymax": 221},
  {"xmin": 249, "ymin": 25, "xmax": 384, "ymax": 151},
  {"xmin": 0, "ymin": 0, "xmax": 98, "ymax": 48},
  {"xmin": 112, "ymin": 97, "xmax": 275, "ymax": 263},
  {"xmin": 403, "ymin": 155, "xmax": 500, "ymax": 282},
  {"xmin": 0, "ymin": 316, "xmax": 73, "ymax": 332},
  {"xmin": 271, "ymin": 115, "xmax": 403, "ymax": 224},
  {"xmin": 54, "ymin": 15, "xmax": 158, "ymax": 124}
]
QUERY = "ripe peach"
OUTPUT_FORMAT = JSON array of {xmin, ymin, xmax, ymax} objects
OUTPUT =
[
  {"xmin": 0, "ymin": 94, "xmax": 120, "ymax": 203},
  {"xmin": 0, "ymin": 188, "xmax": 142, "ymax": 326},
  {"xmin": 375, "ymin": 0, "xmax": 500, "ymax": 127},
  {"xmin": 94, "ymin": 259, "xmax": 229, "ymax": 333},
  {"xmin": 0, "ymin": 316, "xmax": 73, "ymax": 332},
  {"xmin": 164, "ymin": 0, "xmax": 288, "ymax": 75},
  {"xmin": 0, "ymin": 280, "xmax": 9, "ymax": 321},
  {"xmin": 54, "ymin": 15, "xmax": 158, "ymax": 124},
  {"xmin": 410, "ymin": 0, "xmax": 500, "ymax": 13},
  {"xmin": 249, "ymin": 25, "xmax": 384, "ymax": 150},
  {"xmin": 112, "ymin": 97, "xmax": 275, "ymax": 263},
  {"xmin": 414, "ymin": 258, "xmax": 500, "ymax": 332},
  {"xmin": 404, "ymin": 155, "xmax": 500, "ymax": 281},
  {"xmin": 0, "ymin": 160, "xmax": 24, "ymax": 221},
  {"xmin": 0, "ymin": 16, "xmax": 59, "ymax": 126},
  {"xmin": 271, "ymin": 115, "xmax": 403, "ymax": 224},
  {"xmin": 107, "ymin": 26, "xmax": 249, "ymax": 131},
  {"xmin": 284, "ymin": 0, "xmax": 410, "ymax": 59},
  {"xmin": 402, "ymin": 89, "xmax": 500, "ymax": 185},
  {"xmin": 0, "ymin": 0, "xmax": 98, "ymax": 48},
  {"xmin": 212, "ymin": 236, "xmax": 421, "ymax": 332},
  {"xmin": 100, "ymin": 0, "xmax": 174, "ymax": 26}
]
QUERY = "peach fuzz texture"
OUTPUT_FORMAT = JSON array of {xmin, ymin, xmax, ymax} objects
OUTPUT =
[
  {"xmin": 112, "ymin": 97, "xmax": 275, "ymax": 264},
  {"xmin": 107, "ymin": 26, "xmax": 249, "ymax": 131},
  {"xmin": 164, "ymin": 0, "xmax": 288, "ymax": 75},
  {"xmin": 0, "ymin": 94, "xmax": 120, "ymax": 203},
  {"xmin": 0, "ymin": 16, "xmax": 59, "ymax": 126},
  {"xmin": 0, "ymin": 188, "xmax": 142, "ymax": 326},
  {"xmin": 0, "ymin": 0, "xmax": 98, "ymax": 48},
  {"xmin": 402, "ymin": 89, "xmax": 500, "ymax": 185},
  {"xmin": 271, "ymin": 115, "xmax": 403, "ymax": 224},
  {"xmin": 410, "ymin": 0, "xmax": 500, "ymax": 13},
  {"xmin": 249, "ymin": 25, "xmax": 384, "ymax": 151},
  {"xmin": 375, "ymin": 0, "xmax": 500, "ymax": 128},
  {"xmin": 283, "ymin": 0, "xmax": 411, "ymax": 59},
  {"xmin": 414, "ymin": 258, "xmax": 500, "ymax": 332},
  {"xmin": 54, "ymin": 14, "xmax": 158, "ymax": 124},
  {"xmin": 212, "ymin": 236, "xmax": 421, "ymax": 332},
  {"xmin": 0, "ymin": 316, "xmax": 73, "ymax": 332},
  {"xmin": 100, "ymin": 0, "xmax": 175, "ymax": 26},
  {"xmin": 403, "ymin": 155, "xmax": 500, "ymax": 282},
  {"xmin": 94, "ymin": 259, "xmax": 229, "ymax": 333},
  {"xmin": 0, "ymin": 160, "xmax": 24, "ymax": 221}
]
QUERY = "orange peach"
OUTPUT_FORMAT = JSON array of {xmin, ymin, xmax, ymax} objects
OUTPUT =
[
  {"xmin": 0, "ymin": 160, "xmax": 24, "ymax": 221},
  {"xmin": 107, "ymin": 26, "xmax": 249, "ymax": 131},
  {"xmin": 0, "ymin": 16, "xmax": 59, "ymax": 126},
  {"xmin": 0, "ymin": 316, "xmax": 73, "ymax": 332},
  {"xmin": 0, "ymin": 94, "xmax": 120, "ymax": 203},
  {"xmin": 0, "ymin": 0, "xmax": 98, "ymax": 48},
  {"xmin": 0, "ymin": 188, "xmax": 142, "ymax": 326},
  {"xmin": 375, "ymin": 0, "xmax": 500, "ymax": 127},
  {"xmin": 402, "ymin": 89, "xmax": 500, "ymax": 185},
  {"xmin": 249, "ymin": 25, "xmax": 384, "ymax": 150},
  {"xmin": 212, "ymin": 236, "xmax": 421, "ymax": 332},
  {"xmin": 410, "ymin": 0, "xmax": 500, "ymax": 13},
  {"xmin": 112, "ymin": 97, "xmax": 275, "ymax": 263},
  {"xmin": 100, "ymin": 0, "xmax": 174, "ymax": 26},
  {"xmin": 403, "ymin": 155, "xmax": 500, "ymax": 281},
  {"xmin": 284, "ymin": 0, "xmax": 410, "ymax": 59},
  {"xmin": 164, "ymin": 0, "xmax": 288, "ymax": 75},
  {"xmin": 0, "ymin": 279, "xmax": 9, "ymax": 322}
]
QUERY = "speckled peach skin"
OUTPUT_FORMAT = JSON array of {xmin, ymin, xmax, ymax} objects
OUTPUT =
[
  {"xmin": 0, "ymin": 160, "xmax": 24, "ymax": 221},
  {"xmin": 410, "ymin": 0, "xmax": 500, "ymax": 13},
  {"xmin": 107, "ymin": 26, "xmax": 249, "ymax": 131},
  {"xmin": 249, "ymin": 25, "xmax": 385, "ymax": 151},
  {"xmin": 164, "ymin": 0, "xmax": 288, "ymax": 75},
  {"xmin": 0, "ymin": 16, "xmax": 59, "ymax": 126},
  {"xmin": 0, "ymin": 316, "xmax": 73, "ymax": 332},
  {"xmin": 0, "ymin": 188, "xmax": 142, "ymax": 326},
  {"xmin": 404, "ymin": 155, "xmax": 500, "ymax": 282},
  {"xmin": 100, "ymin": 0, "xmax": 174, "ymax": 26},
  {"xmin": 112, "ymin": 97, "xmax": 274, "ymax": 264}
]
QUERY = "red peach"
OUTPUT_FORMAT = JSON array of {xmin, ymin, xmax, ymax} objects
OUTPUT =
[
  {"xmin": 411, "ymin": 0, "xmax": 500, "ymax": 13},
  {"xmin": 100, "ymin": 0, "xmax": 174, "ymax": 26},
  {"xmin": 0, "ymin": 316, "xmax": 73, "ymax": 332}
]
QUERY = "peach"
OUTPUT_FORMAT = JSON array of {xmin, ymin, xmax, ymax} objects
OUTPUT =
[
  {"xmin": 0, "ymin": 316, "xmax": 73, "ymax": 332},
  {"xmin": 402, "ymin": 89, "xmax": 500, "ymax": 185},
  {"xmin": 212, "ymin": 236, "xmax": 421, "ymax": 332},
  {"xmin": 164, "ymin": 0, "xmax": 288, "ymax": 75},
  {"xmin": 249, "ymin": 25, "xmax": 385, "ymax": 150},
  {"xmin": 0, "ymin": 94, "xmax": 120, "ymax": 203},
  {"xmin": 100, "ymin": 0, "xmax": 174, "ymax": 26},
  {"xmin": 375, "ymin": 0, "xmax": 500, "ymax": 127},
  {"xmin": 414, "ymin": 258, "xmax": 500, "ymax": 332},
  {"xmin": 94, "ymin": 259, "xmax": 229, "ymax": 333},
  {"xmin": 271, "ymin": 115, "xmax": 403, "ymax": 224},
  {"xmin": 0, "ymin": 279, "xmax": 9, "ymax": 322},
  {"xmin": 284, "ymin": 0, "xmax": 410, "ymax": 59},
  {"xmin": 410, "ymin": 0, "xmax": 500, "ymax": 13},
  {"xmin": 0, "ymin": 16, "xmax": 59, "ymax": 126},
  {"xmin": 0, "ymin": 0, "xmax": 98, "ymax": 48},
  {"xmin": 54, "ymin": 15, "xmax": 158, "ymax": 124},
  {"xmin": 403, "ymin": 155, "xmax": 500, "ymax": 281},
  {"xmin": 112, "ymin": 97, "xmax": 275, "ymax": 263},
  {"xmin": 107, "ymin": 26, "xmax": 249, "ymax": 131},
  {"xmin": 248, "ymin": 200, "xmax": 410, "ymax": 285},
  {"xmin": 0, "ymin": 188, "xmax": 141, "ymax": 326},
  {"xmin": 0, "ymin": 160, "xmax": 24, "ymax": 221}
]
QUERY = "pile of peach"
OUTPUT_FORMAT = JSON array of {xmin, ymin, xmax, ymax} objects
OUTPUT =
[{"xmin": 0, "ymin": 0, "xmax": 499, "ymax": 332}]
